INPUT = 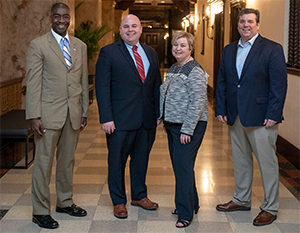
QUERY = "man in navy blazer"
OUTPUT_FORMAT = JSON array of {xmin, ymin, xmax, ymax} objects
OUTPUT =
[
  {"xmin": 215, "ymin": 8, "xmax": 287, "ymax": 226},
  {"xmin": 95, "ymin": 14, "xmax": 162, "ymax": 219}
]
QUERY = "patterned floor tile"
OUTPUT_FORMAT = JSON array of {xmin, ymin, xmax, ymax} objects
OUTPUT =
[{"xmin": 0, "ymin": 102, "xmax": 299, "ymax": 233}]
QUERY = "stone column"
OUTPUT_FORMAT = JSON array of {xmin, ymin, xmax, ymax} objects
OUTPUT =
[
  {"xmin": 114, "ymin": 9, "xmax": 123, "ymax": 36},
  {"xmin": 75, "ymin": 0, "xmax": 102, "ymax": 29},
  {"xmin": 74, "ymin": 0, "xmax": 102, "ymax": 74},
  {"xmin": 100, "ymin": 0, "xmax": 115, "ymax": 48},
  {"xmin": 66, "ymin": 0, "xmax": 75, "ymax": 36}
]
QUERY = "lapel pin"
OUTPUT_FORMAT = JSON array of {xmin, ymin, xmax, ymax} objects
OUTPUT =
[{"xmin": 73, "ymin": 48, "xmax": 76, "ymax": 51}]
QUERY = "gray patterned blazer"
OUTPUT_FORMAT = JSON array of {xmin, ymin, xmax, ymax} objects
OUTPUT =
[{"xmin": 159, "ymin": 60, "xmax": 209, "ymax": 136}]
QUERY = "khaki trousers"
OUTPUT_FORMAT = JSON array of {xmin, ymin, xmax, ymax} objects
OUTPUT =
[
  {"xmin": 229, "ymin": 116, "xmax": 279, "ymax": 216},
  {"xmin": 32, "ymin": 115, "xmax": 80, "ymax": 215}
]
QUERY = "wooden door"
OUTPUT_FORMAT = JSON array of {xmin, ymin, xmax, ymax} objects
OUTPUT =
[{"xmin": 140, "ymin": 30, "xmax": 166, "ymax": 68}]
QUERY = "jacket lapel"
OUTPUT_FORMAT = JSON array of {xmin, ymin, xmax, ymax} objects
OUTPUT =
[
  {"xmin": 69, "ymin": 37, "xmax": 77, "ymax": 70},
  {"xmin": 140, "ymin": 43, "xmax": 153, "ymax": 83},
  {"xmin": 118, "ymin": 40, "xmax": 141, "ymax": 78},
  {"xmin": 231, "ymin": 41, "xmax": 239, "ymax": 82},
  {"xmin": 240, "ymin": 35, "xmax": 263, "ymax": 80},
  {"xmin": 47, "ymin": 32, "xmax": 67, "ymax": 68}
]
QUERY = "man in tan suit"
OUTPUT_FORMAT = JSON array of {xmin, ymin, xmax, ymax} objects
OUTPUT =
[{"xmin": 25, "ymin": 3, "xmax": 89, "ymax": 229}]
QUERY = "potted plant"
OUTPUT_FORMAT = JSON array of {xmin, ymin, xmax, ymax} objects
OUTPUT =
[
  {"xmin": 74, "ymin": 2, "xmax": 112, "ymax": 102},
  {"xmin": 75, "ymin": 21, "xmax": 112, "ymax": 62}
]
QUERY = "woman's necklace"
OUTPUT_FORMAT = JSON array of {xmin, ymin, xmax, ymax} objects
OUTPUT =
[
  {"xmin": 176, "ymin": 56, "xmax": 192, "ymax": 74},
  {"xmin": 177, "ymin": 56, "xmax": 192, "ymax": 67}
]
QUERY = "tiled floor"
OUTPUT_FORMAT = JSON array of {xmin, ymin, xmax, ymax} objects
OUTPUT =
[{"xmin": 0, "ymin": 102, "xmax": 299, "ymax": 233}]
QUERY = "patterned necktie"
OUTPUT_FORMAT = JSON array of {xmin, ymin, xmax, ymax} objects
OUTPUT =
[
  {"xmin": 132, "ymin": 45, "xmax": 145, "ymax": 82},
  {"xmin": 62, "ymin": 38, "xmax": 72, "ymax": 68}
]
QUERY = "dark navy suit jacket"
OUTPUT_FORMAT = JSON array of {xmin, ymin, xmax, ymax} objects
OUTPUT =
[
  {"xmin": 215, "ymin": 35, "xmax": 287, "ymax": 127},
  {"xmin": 95, "ymin": 40, "xmax": 162, "ymax": 130}
]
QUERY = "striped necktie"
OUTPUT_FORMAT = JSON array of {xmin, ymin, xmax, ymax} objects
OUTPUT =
[
  {"xmin": 132, "ymin": 45, "xmax": 145, "ymax": 82},
  {"xmin": 61, "ymin": 38, "xmax": 72, "ymax": 68}
]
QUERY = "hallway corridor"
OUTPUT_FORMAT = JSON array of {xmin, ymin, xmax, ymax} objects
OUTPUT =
[{"xmin": 0, "ymin": 102, "xmax": 299, "ymax": 233}]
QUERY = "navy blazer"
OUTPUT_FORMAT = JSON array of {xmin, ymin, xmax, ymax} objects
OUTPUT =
[
  {"xmin": 215, "ymin": 35, "xmax": 287, "ymax": 127},
  {"xmin": 95, "ymin": 40, "xmax": 162, "ymax": 130}
]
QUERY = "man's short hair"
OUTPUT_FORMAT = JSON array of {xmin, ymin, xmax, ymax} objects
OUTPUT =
[
  {"xmin": 51, "ymin": 2, "xmax": 70, "ymax": 13},
  {"xmin": 238, "ymin": 8, "xmax": 260, "ymax": 23}
]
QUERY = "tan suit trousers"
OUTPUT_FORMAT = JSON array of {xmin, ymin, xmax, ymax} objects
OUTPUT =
[
  {"xmin": 32, "ymin": 114, "xmax": 80, "ymax": 215},
  {"xmin": 229, "ymin": 116, "xmax": 279, "ymax": 216}
]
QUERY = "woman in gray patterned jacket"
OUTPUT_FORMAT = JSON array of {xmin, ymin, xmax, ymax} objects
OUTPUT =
[{"xmin": 159, "ymin": 32, "xmax": 209, "ymax": 228}]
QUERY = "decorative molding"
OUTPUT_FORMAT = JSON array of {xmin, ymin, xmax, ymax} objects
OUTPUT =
[
  {"xmin": 0, "ymin": 77, "xmax": 23, "ymax": 88},
  {"xmin": 230, "ymin": 0, "xmax": 246, "ymax": 9},
  {"xmin": 0, "ymin": 79, "xmax": 22, "ymax": 116},
  {"xmin": 286, "ymin": 0, "xmax": 300, "ymax": 70},
  {"xmin": 207, "ymin": 84, "xmax": 215, "ymax": 109}
]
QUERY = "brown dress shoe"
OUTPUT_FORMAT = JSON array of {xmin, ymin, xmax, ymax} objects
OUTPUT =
[
  {"xmin": 113, "ymin": 204, "xmax": 128, "ymax": 219},
  {"xmin": 253, "ymin": 210, "xmax": 277, "ymax": 226},
  {"xmin": 131, "ymin": 197, "xmax": 159, "ymax": 210},
  {"xmin": 216, "ymin": 200, "xmax": 251, "ymax": 212}
]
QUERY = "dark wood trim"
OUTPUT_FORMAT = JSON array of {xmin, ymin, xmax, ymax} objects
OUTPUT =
[
  {"xmin": 276, "ymin": 135, "xmax": 300, "ymax": 170},
  {"xmin": 287, "ymin": 67, "xmax": 300, "ymax": 76},
  {"xmin": 207, "ymin": 84, "xmax": 215, "ymax": 109},
  {"xmin": 0, "ymin": 78, "xmax": 23, "ymax": 88}
]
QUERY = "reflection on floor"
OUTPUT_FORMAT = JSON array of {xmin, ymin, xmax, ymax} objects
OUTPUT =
[{"xmin": 0, "ymin": 102, "xmax": 299, "ymax": 233}]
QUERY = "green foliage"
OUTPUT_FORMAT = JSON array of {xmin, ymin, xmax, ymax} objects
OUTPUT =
[
  {"xmin": 74, "ymin": 1, "xmax": 112, "ymax": 61},
  {"xmin": 114, "ymin": 32, "xmax": 121, "ymax": 42},
  {"xmin": 75, "ymin": 1, "xmax": 84, "ymax": 12},
  {"xmin": 75, "ymin": 21, "xmax": 112, "ymax": 61}
]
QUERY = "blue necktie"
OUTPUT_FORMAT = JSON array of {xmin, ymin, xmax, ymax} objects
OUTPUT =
[{"xmin": 61, "ymin": 38, "xmax": 72, "ymax": 68}]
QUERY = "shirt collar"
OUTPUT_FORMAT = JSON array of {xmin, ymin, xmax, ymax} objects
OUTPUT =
[
  {"xmin": 238, "ymin": 33, "xmax": 259, "ymax": 48},
  {"xmin": 51, "ymin": 28, "xmax": 70, "ymax": 44},
  {"xmin": 124, "ymin": 41, "xmax": 141, "ymax": 50}
]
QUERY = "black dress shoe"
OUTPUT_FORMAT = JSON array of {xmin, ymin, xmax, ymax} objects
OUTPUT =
[
  {"xmin": 56, "ymin": 204, "xmax": 87, "ymax": 217},
  {"xmin": 32, "ymin": 215, "xmax": 59, "ymax": 229}
]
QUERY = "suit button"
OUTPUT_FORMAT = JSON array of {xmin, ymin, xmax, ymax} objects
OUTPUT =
[
  {"xmin": 237, "ymin": 84, "xmax": 241, "ymax": 88},
  {"xmin": 68, "ymin": 83, "xmax": 71, "ymax": 86}
]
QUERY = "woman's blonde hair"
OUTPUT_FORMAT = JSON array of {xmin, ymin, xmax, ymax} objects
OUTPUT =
[{"xmin": 171, "ymin": 31, "xmax": 195, "ymax": 51}]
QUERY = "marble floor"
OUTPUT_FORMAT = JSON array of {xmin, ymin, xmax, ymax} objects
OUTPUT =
[{"xmin": 0, "ymin": 102, "xmax": 299, "ymax": 233}]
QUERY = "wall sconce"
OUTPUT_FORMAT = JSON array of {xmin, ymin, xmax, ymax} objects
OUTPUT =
[
  {"xmin": 164, "ymin": 33, "xmax": 169, "ymax": 40},
  {"xmin": 203, "ymin": 6, "xmax": 213, "ymax": 40},
  {"xmin": 181, "ymin": 14, "xmax": 195, "ymax": 35}
]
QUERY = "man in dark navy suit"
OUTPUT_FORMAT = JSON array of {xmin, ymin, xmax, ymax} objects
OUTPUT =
[
  {"xmin": 215, "ymin": 8, "xmax": 287, "ymax": 226},
  {"xmin": 95, "ymin": 14, "xmax": 161, "ymax": 219}
]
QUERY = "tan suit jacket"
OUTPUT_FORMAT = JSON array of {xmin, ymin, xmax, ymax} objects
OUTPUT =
[{"xmin": 26, "ymin": 32, "xmax": 89, "ymax": 130}]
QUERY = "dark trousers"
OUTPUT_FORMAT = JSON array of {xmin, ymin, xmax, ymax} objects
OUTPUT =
[
  {"xmin": 106, "ymin": 125, "xmax": 156, "ymax": 205},
  {"xmin": 164, "ymin": 121, "xmax": 207, "ymax": 221}
]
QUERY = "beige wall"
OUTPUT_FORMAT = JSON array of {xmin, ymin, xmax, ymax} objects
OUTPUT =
[
  {"xmin": 194, "ymin": 0, "xmax": 214, "ymax": 87},
  {"xmin": 0, "ymin": 0, "xmax": 58, "ymax": 83},
  {"xmin": 0, "ymin": 0, "xmax": 76, "ymax": 109},
  {"xmin": 195, "ymin": 0, "xmax": 299, "ymax": 149},
  {"xmin": 246, "ymin": 0, "xmax": 285, "ymax": 45},
  {"xmin": 281, "ymin": 74, "xmax": 300, "ymax": 148}
]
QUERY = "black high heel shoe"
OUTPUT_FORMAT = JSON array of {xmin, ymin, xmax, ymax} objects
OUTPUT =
[
  {"xmin": 171, "ymin": 206, "xmax": 200, "ymax": 215},
  {"xmin": 176, "ymin": 219, "xmax": 190, "ymax": 228}
]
